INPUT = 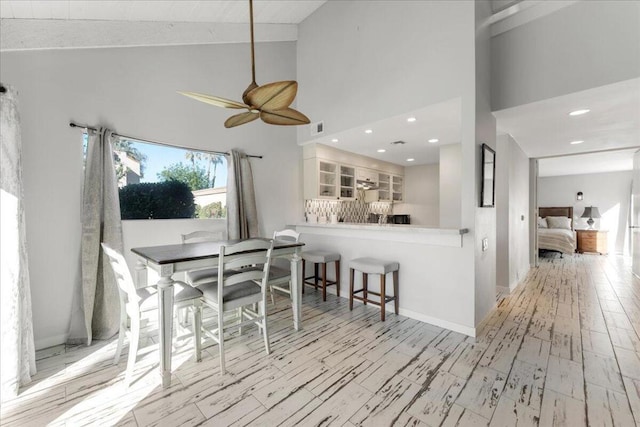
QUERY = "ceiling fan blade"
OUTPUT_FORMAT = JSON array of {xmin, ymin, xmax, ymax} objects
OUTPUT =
[
  {"xmin": 224, "ymin": 111, "xmax": 260, "ymax": 128},
  {"xmin": 260, "ymin": 108, "xmax": 310, "ymax": 126},
  {"xmin": 178, "ymin": 91, "xmax": 249, "ymax": 109},
  {"xmin": 246, "ymin": 81, "xmax": 298, "ymax": 111}
]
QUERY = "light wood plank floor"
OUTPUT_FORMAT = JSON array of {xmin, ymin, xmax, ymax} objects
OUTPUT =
[{"xmin": 2, "ymin": 253, "xmax": 639, "ymax": 426}]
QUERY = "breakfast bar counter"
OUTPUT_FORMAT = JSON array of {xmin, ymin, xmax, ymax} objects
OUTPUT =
[{"xmin": 294, "ymin": 223, "xmax": 477, "ymax": 336}]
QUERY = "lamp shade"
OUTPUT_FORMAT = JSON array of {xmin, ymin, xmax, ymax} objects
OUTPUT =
[{"xmin": 581, "ymin": 206, "xmax": 601, "ymax": 219}]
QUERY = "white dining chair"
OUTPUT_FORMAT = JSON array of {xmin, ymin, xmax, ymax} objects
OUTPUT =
[
  {"xmin": 101, "ymin": 243, "xmax": 203, "ymax": 387},
  {"xmin": 268, "ymin": 229, "xmax": 301, "ymax": 303},
  {"xmin": 198, "ymin": 239, "xmax": 274, "ymax": 374},
  {"xmin": 181, "ymin": 230, "xmax": 225, "ymax": 287}
]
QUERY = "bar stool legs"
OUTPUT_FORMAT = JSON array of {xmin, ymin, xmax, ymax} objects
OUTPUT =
[
  {"xmin": 380, "ymin": 273, "xmax": 386, "ymax": 321},
  {"xmin": 348, "ymin": 258, "xmax": 399, "ymax": 321},
  {"xmin": 363, "ymin": 273, "xmax": 368, "ymax": 306},
  {"xmin": 302, "ymin": 255, "xmax": 341, "ymax": 302},
  {"xmin": 393, "ymin": 270, "xmax": 399, "ymax": 314},
  {"xmin": 349, "ymin": 268, "xmax": 354, "ymax": 310}
]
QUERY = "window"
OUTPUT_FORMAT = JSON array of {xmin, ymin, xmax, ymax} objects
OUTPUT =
[{"xmin": 84, "ymin": 133, "xmax": 227, "ymax": 219}]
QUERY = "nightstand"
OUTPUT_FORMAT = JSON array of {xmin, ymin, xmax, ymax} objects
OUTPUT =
[{"xmin": 576, "ymin": 229, "xmax": 608, "ymax": 254}]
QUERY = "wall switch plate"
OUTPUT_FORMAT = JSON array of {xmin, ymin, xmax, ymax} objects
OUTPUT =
[{"xmin": 482, "ymin": 238, "xmax": 489, "ymax": 252}]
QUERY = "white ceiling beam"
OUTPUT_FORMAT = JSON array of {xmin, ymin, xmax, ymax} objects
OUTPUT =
[
  {"xmin": 490, "ymin": 0, "xmax": 582, "ymax": 37},
  {"xmin": 0, "ymin": 19, "xmax": 298, "ymax": 51}
]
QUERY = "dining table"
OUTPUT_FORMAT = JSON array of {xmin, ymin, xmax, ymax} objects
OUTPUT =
[{"xmin": 131, "ymin": 237, "xmax": 305, "ymax": 388}]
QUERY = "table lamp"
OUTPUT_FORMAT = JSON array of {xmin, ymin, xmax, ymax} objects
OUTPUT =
[{"xmin": 581, "ymin": 206, "xmax": 601, "ymax": 229}]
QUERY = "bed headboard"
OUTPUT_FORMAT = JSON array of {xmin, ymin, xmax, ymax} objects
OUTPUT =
[{"xmin": 539, "ymin": 206, "xmax": 574, "ymax": 228}]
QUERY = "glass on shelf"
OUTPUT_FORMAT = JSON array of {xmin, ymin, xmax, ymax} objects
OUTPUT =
[
  {"xmin": 341, "ymin": 177, "xmax": 354, "ymax": 186},
  {"xmin": 341, "ymin": 188, "xmax": 354, "ymax": 198}
]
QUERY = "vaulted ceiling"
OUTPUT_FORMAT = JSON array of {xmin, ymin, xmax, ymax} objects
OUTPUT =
[
  {"xmin": 0, "ymin": 1, "xmax": 326, "ymax": 24},
  {"xmin": 2, "ymin": 1, "xmax": 636, "ymax": 173}
]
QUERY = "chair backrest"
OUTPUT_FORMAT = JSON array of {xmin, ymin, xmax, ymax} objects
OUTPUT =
[
  {"xmin": 217, "ymin": 239, "xmax": 274, "ymax": 305},
  {"xmin": 181, "ymin": 230, "xmax": 224, "ymax": 243},
  {"xmin": 101, "ymin": 243, "xmax": 137, "ymax": 307},
  {"xmin": 272, "ymin": 229, "xmax": 300, "ymax": 243}
]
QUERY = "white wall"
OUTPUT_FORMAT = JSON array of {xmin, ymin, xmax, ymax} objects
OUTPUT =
[
  {"xmin": 538, "ymin": 170, "xmax": 632, "ymax": 255},
  {"xmin": 472, "ymin": 0, "xmax": 497, "ymax": 326},
  {"xmin": 296, "ymin": 0, "xmax": 474, "ymax": 142},
  {"xmin": 492, "ymin": 0, "xmax": 640, "ymax": 110},
  {"xmin": 496, "ymin": 134, "xmax": 530, "ymax": 292},
  {"xmin": 0, "ymin": 42, "xmax": 301, "ymax": 349},
  {"xmin": 439, "ymin": 144, "xmax": 462, "ymax": 228},
  {"xmin": 395, "ymin": 163, "xmax": 439, "ymax": 227}
]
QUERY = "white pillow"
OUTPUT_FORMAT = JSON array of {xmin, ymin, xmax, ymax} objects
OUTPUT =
[
  {"xmin": 537, "ymin": 217, "xmax": 548, "ymax": 228},
  {"xmin": 546, "ymin": 216, "xmax": 572, "ymax": 230}
]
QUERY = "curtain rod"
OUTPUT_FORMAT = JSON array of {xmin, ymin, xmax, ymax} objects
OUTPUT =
[{"xmin": 69, "ymin": 122, "xmax": 263, "ymax": 159}]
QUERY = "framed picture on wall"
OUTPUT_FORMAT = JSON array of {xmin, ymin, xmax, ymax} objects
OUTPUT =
[{"xmin": 481, "ymin": 143, "xmax": 496, "ymax": 207}]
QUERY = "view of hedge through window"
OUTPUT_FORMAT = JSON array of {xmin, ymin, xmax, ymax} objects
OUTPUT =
[{"xmin": 84, "ymin": 133, "xmax": 227, "ymax": 219}]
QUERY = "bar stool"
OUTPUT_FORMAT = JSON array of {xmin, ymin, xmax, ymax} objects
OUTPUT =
[
  {"xmin": 349, "ymin": 257, "xmax": 399, "ymax": 321},
  {"xmin": 302, "ymin": 250, "xmax": 341, "ymax": 301}
]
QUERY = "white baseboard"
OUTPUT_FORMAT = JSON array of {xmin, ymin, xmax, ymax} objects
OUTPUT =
[
  {"xmin": 496, "ymin": 285, "xmax": 510, "ymax": 295},
  {"xmin": 35, "ymin": 333, "xmax": 68, "ymax": 351},
  {"xmin": 309, "ymin": 288, "xmax": 476, "ymax": 337},
  {"xmin": 473, "ymin": 307, "xmax": 495, "ymax": 338},
  {"xmin": 399, "ymin": 307, "xmax": 476, "ymax": 337}
]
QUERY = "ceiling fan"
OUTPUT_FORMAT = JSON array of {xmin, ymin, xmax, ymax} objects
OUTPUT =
[{"xmin": 178, "ymin": 0, "xmax": 310, "ymax": 128}]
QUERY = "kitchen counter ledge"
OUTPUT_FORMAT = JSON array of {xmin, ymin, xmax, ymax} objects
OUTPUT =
[{"xmin": 294, "ymin": 222, "xmax": 468, "ymax": 247}]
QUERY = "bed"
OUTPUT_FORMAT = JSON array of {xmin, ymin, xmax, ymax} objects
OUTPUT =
[{"xmin": 538, "ymin": 207, "xmax": 576, "ymax": 256}]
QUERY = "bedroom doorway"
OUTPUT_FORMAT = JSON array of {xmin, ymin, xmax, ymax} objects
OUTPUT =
[{"xmin": 537, "ymin": 148, "xmax": 637, "ymax": 262}]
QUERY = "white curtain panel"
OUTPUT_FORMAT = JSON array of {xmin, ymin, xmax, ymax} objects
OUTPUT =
[
  {"xmin": 0, "ymin": 84, "xmax": 36, "ymax": 400},
  {"xmin": 226, "ymin": 149, "xmax": 259, "ymax": 240},
  {"xmin": 67, "ymin": 128, "xmax": 123, "ymax": 345}
]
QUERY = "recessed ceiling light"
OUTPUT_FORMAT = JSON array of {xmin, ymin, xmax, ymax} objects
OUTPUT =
[
  {"xmin": 570, "ymin": 140, "xmax": 584, "ymax": 145},
  {"xmin": 331, "ymin": 138, "xmax": 339, "ymax": 143},
  {"xmin": 428, "ymin": 138, "xmax": 439, "ymax": 143},
  {"xmin": 407, "ymin": 117, "xmax": 416, "ymax": 123},
  {"xmin": 377, "ymin": 149, "xmax": 386, "ymax": 153},
  {"xmin": 365, "ymin": 129, "xmax": 373, "ymax": 134},
  {"xmin": 406, "ymin": 158, "xmax": 415, "ymax": 162},
  {"xmin": 569, "ymin": 109, "xmax": 590, "ymax": 116}
]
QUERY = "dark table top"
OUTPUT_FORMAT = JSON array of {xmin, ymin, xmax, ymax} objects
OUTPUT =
[{"xmin": 131, "ymin": 238, "xmax": 304, "ymax": 265}]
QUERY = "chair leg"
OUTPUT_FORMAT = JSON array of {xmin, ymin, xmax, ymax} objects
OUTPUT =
[
  {"xmin": 269, "ymin": 286, "xmax": 276, "ymax": 305},
  {"xmin": 113, "ymin": 322, "xmax": 125, "ymax": 365},
  {"xmin": 125, "ymin": 315, "xmax": 140, "ymax": 387},
  {"xmin": 114, "ymin": 305, "xmax": 127, "ymax": 364},
  {"xmin": 380, "ymin": 273, "xmax": 386, "ymax": 321},
  {"xmin": 238, "ymin": 307, "xmax": 243, "ymax": 336},
  {"xmin": 393, "ymin": 270, "xmax": 399, "ymax": 314},
  {"xmin": 260, "ymin": 299, "xmax": 270, "ymax": 355},
  {"xmin": 363, "ymin": 272, "xmax": 368, "ymax": 305},
  {"xmin": 302, "ymin": 259, "xmax": 306, "ymax": 294},
  {"xmin": 218, "ymin": 307, "xmax": 225, "ymax": 374},
  {"xmin": 335, "ymin": 260, "xmax": 341, "ymax": 298},
  {"xmin": 178, "ymin": 307, "xmax": 189, "ymax": 328},
  {"xmin": 193, "ymin": 302, "xmax": 202, "ymax": 362},
  {"xmin": 322, "ymin": 262, "xmax": 327, "ymax": 301},
  {"xmin": 314, "ymin": 263, "xmax": 319, "ymax": 290},
  {"xmin": 349, "ymin": 268, "xmax": 354, "ymax": 310}
]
